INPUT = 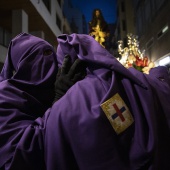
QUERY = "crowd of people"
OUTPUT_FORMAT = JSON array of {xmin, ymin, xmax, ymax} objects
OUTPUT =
[{"xmin": 0, "ymin": 9, "xmax": 170, "ymax": 170}]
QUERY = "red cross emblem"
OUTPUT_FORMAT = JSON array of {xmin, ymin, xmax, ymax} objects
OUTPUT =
[{"xmin": 101, "ymin": 93, "xmax": 134, "ymax": 134}]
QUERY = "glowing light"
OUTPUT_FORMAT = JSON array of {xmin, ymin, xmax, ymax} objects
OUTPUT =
[
  {"xmin": 159, "ymin": 56, "xmax": 170, "ymax": 66},
  {"xmin": 162, "ymin": 25, "xmax": 168, "ymax": 33},
  {"xmin": 117, "ymin": 33, "xmax": 155, "ymax": 74}
]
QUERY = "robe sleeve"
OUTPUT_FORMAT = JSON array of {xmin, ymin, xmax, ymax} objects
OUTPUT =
[{"xmin": 0, "ymin": 81, "xmax": 50, "ymax": 170}]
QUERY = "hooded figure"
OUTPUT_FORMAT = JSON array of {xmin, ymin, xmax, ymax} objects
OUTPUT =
[
  {"xmin": 0, "ymin": 33, "xmax": 59, "ymax": 169},
  {"xmin": 0, "ymin": 32, "xmax": 58, "ymax": 111},
  {"xmin": 0, "ymin": 33, "xmax": 170, "ymax": 170},
  {"xmin": 45, "ymin": 34, "xmax": 170, "ymax": 170},
  {"xmin": 0, "ymin": 33, "xmax": 86, "ymax": 170}
]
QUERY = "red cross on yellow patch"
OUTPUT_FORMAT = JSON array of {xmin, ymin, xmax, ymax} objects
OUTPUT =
[{"xmin": 101, "ymin": 93, "xmax": 134, "ymax": 134}]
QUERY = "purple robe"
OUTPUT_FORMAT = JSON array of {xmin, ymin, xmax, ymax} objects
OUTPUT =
[
  {"xmin": 45, "ymin": 34, "xmax": 170, "ymax": 170},
  {"xmin": 0, "ymin": 33, "xmax": 58, "ymax": 169},
  {"xmin": 0, "ymin": 33, "xmax": 170, "ymax": 170}
]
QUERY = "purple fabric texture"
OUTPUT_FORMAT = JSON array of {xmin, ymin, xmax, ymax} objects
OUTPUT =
[
  {"xmin": 0, "ymin": 33, "xmax": 170, "ymax": 170},
  {"xmin": 45, "ymin": 34, "xmax": 170, "ymax": 170},
  {"xmin": 0, "ymin": 33, "xmax": 58, "ymax": 169}
]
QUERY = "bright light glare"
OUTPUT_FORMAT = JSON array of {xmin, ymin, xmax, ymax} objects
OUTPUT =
[
  {"xmin": 159, "ymin": 56, "xmax": 170, "ymax": 66},
  {"xmin": 162, "ymin": 25, "xmax": 168, "ymax": 33}
]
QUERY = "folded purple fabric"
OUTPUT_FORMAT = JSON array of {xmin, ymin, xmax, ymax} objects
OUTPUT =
[
  {"xmin": 45, "ymin": 34, "xmax": 170, "ymax": 170},
  {"xmin": 0, "ymin": 33, "xmax": 170, "ymax": 170},
  {"xmin": 0, "ymin": 33, "xmax": 58, "ymax": 169}
]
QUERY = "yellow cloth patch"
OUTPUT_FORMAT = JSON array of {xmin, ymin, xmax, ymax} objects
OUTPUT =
[{"xmin": 101, "ymin": 93, "xmax": 134, "ymax": 134}]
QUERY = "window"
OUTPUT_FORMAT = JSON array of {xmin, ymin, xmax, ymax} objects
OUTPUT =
[
  {"xmin": 57, "ymin": 0, "xmax": 61, "ymax": 7},
  {"xmin": 0, "ymin": 27, "xmax": 3, "ymax": 45},
  {"xmin": 0, "ymin": 62, "xmax": 3, "ymax": 71},
  {"xmin": 146, "ymin": 38, "xmax": 154, "ymax": 49},
  {"xmin": 42, "ymin": 0, "xmax": 51, "ymax": 12},
  {"xmin": 155, "ymin": 0, "xmax": 166, "ymax": 10},
  {"xmin": 56, "ymin": 14, "xmax": 61, "ymax": 30},
  {"xmin": 4, "ymin": 30, "xmax": 11, "ymax": 47},
  {"xmin": 121, "ymin": 1, "xmax": 125, "ymax": 12},
  {"xmin": 0, "ymin": 27, "xmax": 12, "ymax": 47},
  {"xmin": 122, "ymin": 20, "xmax": 126, "ymax": 31},
  {"xmin": 157, "ymin": 25, "xmax": 169, "ymax": 39},
  {"xmin": 145, "ymin": 0, "xmax": 151, "ymax": 25}
]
